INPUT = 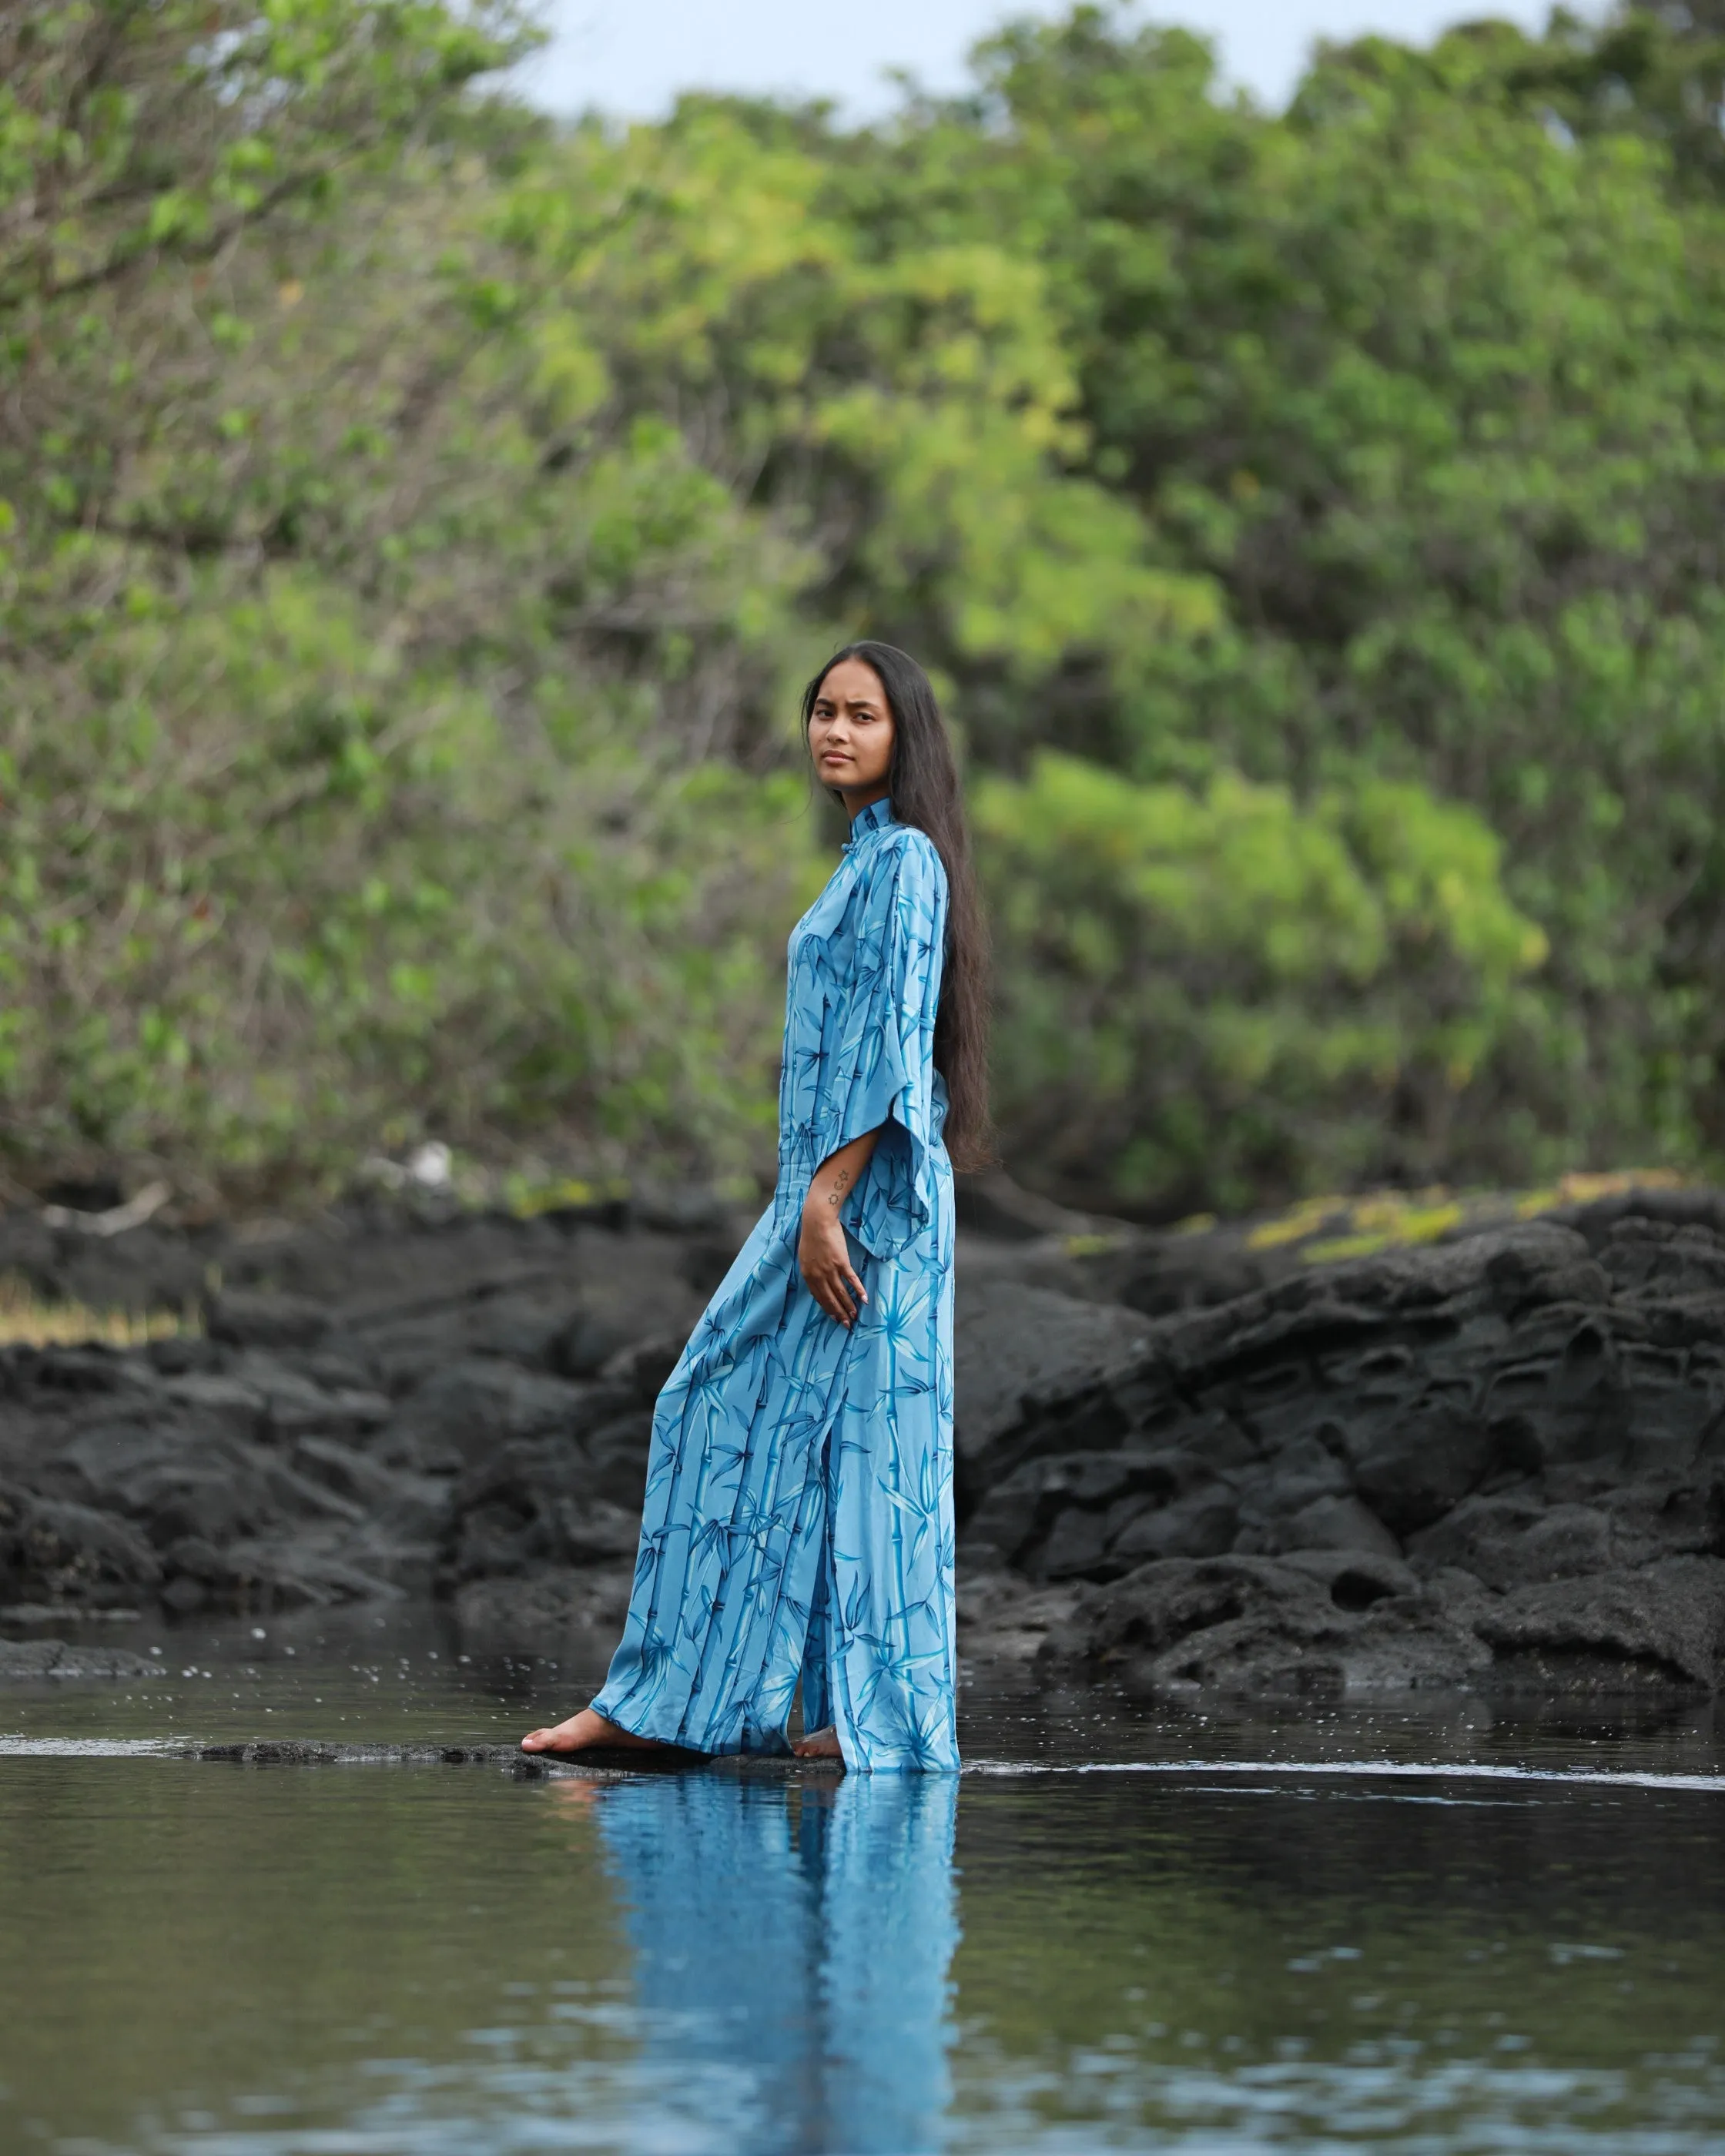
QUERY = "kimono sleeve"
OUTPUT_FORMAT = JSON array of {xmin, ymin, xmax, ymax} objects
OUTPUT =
[{"xmin": 821, "ymin": 832, "xmax": 948, "ymax": 1261}]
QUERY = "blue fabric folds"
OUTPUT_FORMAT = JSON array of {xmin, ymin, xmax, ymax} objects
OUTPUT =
[
  {"xmin": 591, "ymin": 798, "xmax": 958, "ymax": 1772},
  {"xmin": 591, "ymin": 1773, "xmax": 960, "ymax": 2151}
]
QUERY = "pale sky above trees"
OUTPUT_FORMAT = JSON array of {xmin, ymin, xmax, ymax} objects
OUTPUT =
[{"xmin": 512, "ymin": 0, "xmax": 1556, "ymax": 118}]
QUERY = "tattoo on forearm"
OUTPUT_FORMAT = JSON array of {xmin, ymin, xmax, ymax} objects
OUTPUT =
[{"xmin": 825, "ymin": 1168, "xmax": 852, "ymax": 1209}]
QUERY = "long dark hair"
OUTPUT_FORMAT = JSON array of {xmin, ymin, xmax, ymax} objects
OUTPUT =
[{"xmin": 800, "ymin": 641, "xmax": 993, "ymax": 1171}]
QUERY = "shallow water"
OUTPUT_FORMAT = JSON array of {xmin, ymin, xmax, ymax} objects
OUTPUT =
[{"xmin": 2, "ymin": 1609, "xmax": 1723, "ymax": 2154}]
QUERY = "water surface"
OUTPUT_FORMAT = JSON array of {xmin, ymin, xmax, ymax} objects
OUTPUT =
[{"xmin": 2, "ymin": 1609, "xmax": 1722, "ymax": 2153}]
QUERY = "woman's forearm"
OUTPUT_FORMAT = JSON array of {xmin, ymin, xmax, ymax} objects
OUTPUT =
[
  {"xmin": 805, "ymin": 1127, "xmax": 882, "ymax": 1220},
  {"xmin": 798, "ymin": 1126, "xmax": 883, "ymax": 1327}
]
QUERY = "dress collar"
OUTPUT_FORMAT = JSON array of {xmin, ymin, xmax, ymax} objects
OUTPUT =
[{"xmin": 846, "ymin": 796, "xmax": 896, "ymax": 845}]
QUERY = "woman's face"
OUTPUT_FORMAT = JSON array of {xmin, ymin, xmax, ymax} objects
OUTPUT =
[{"xmin": 808, "ymin": 658, "xmax": 895, "ymax": 812}]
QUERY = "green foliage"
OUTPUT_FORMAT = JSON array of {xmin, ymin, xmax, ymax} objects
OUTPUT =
[
  {"xmin": 488, "ymin": 104, "xmax": 1214, "ymax": 679},
  {"xmin": 976, "ymin": 754, "xmax": 1546, "ymax": 1209},
  {"xmin": 0, "ymin": 0, "xmax": 819, "ymax": 1197},
  {"xmin": 0, "ymin": 564, "xmax": 818, "ymax": 1187},
  {"xmin": 958, "ymin": 6, "xmax": 1725, "ymax": 1200},
  {"xmin": 6, "ymin": 0, "xmax": 1725, "ymax": 1214}
]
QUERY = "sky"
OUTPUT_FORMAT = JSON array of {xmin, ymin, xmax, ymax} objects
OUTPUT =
[{"xmin": 509, "ymin": 0, "xmax": 1559, "ymax": 122}]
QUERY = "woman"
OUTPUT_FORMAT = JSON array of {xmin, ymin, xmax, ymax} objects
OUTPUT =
[
  {"xmin": 521, "ymin": 641, "xmax": 989, "ymax": 1772},
  {"xmin": 564, "ymin": 1772, "xmax": 960, "ymax": 2143}
]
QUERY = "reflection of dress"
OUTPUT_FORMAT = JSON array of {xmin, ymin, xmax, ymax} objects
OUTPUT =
[
  {"xmin": 594, "ymin": 1773, "xmax": 960, "ymax": 2154},
  {"xmin": 592, "ymin": 798, "xmax": 958, "ymax": 1773}
]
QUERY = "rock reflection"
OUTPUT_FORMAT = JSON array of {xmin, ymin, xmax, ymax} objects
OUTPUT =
[{"xmin": 584, "ymin": 1770, "xmax": 959, "ymax": 2154}]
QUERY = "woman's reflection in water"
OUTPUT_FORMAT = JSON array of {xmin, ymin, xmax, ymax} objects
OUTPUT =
[{"xmin": 568, "ymin": 1769, "xmax": 959, "ymax": 2154}]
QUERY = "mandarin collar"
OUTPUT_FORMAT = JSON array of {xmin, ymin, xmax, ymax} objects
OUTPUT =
[{"xmin": 845, "ymin": 796, "xmax": 896, "ymax": 848}]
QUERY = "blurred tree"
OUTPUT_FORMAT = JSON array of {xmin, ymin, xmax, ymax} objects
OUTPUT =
[
  {"xmin": 1498, "ymin": 3, "xmax": 1725, "ymax": 196},
  {"xmin": 6, "ymin": 2, "xmax": 1725, "ymax": 1218},
  {"xmin": 979, "ymin": 755, "xmax": 1546, "ymax": 1211},
  {"xmin": 866, "ymin": 3, "xmax": 1725, "ymax": 1204},
  {"xmin": 0, "ymin": 3, "xmax": 818, "ymax": 1195}
]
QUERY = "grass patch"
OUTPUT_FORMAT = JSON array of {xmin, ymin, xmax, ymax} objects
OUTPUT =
[
  {"xmin": 0, "ymin": 1274, "xmax": 201, "ymax": 1351},
  {"xmin": 1236, "ymin": 1169, "xmax": 1688, "ymax": 1267}
]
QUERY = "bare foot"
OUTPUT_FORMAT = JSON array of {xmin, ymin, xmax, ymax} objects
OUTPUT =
[
  {"xmin": 791, "ymin": 1723, "xmax": 846, "ymax": 1765},
  {"xmin": 520, "ymin": 1708, "xmax": 678, "ymax": 1756}
]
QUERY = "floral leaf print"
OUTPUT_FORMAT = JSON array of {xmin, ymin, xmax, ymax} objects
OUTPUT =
[{"xmin": 588, "ymin": 801, "xmax": 959, "ymax": 1772}]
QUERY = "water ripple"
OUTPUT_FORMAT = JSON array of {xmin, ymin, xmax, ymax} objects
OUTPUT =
[{"xmin": 963, "ymin": 1758, "xmax": 1725, "ymax": 1792}]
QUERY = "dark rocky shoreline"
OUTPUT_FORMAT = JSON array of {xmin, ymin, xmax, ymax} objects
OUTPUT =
[{"xmin": 5, "ymin": 1185, "xmax": 1725, "ymax": 1702}]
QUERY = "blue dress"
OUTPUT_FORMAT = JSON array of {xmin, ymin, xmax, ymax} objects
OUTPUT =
[
  {"xmin": 591, "ymin": 1772, "xmax": 960, "ymax": 2148},
  {"xmin": 591, "ymin": 797, "xmax": 959, "ymax": 1772}
]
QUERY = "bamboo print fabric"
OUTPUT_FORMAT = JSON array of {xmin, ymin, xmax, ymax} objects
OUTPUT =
[
  {"xmin": 591, "ymin": 798, "xmax": 958, "ymax": 1771},
  {"xmin": 592, "ymin": 1773, "xmax": 960, "ymax": 2148}
]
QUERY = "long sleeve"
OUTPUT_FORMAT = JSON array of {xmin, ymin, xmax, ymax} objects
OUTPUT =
[{"xmin": 817, "ymin": 831, "xmax": 947, "ymax": 1261}]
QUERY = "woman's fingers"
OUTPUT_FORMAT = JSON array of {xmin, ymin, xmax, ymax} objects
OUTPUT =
[
  {"xmin": 802, "ymin": 1260, "xmax": 857, "ymax": 1327},
  {"xmin": 796, "ymin": 1226, "xmax": 868, "ymax": 1327}
]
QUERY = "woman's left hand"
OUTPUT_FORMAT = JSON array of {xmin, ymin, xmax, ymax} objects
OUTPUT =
[
  {"xmin": 799, "ymin": 1127, "xmax": 882, "ymax": 1327},
  {"xmin": 799, "ymin": 1196, "xmax": 867, "ymax": 1327}
]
